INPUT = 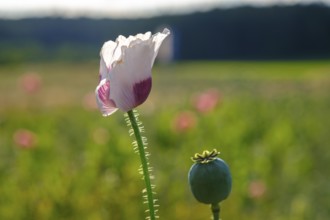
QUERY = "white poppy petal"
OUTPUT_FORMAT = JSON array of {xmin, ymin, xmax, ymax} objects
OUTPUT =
[
  {"xmin": 136, "ymin": 32, "xmax": 152, "ymax": 41},
  {"xmin": 151, "ymin": 28, "xmax": 171, "ymax": 61},
  {"xmin": 95, "ymin": 79, "xmax": 118, "ymax": 116},
  {"xmin": 100, "ymin": 40, "xmax": 117, "ymax": 69},
  {"xmin": 99, "ymin": 56, "xmax": 108, "ymax": 82},
  {"xmin": 110, "ymin": 41, "xmax": 155, "ymax": 112}
]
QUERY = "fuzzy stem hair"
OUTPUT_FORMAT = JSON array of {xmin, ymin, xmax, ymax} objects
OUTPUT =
[{"xmin": 126, "ymin": 110, "xmax": 157, "ymax": 220}]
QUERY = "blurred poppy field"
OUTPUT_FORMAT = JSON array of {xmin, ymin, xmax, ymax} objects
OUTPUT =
[{"xmin": 0, "ymin": 60, "xmax": 330, "ymax": 219}]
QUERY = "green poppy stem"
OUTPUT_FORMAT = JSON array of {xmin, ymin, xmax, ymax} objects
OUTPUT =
[
  {"xmin": 127, "ymin": 110, "xmax": 156, "ymax": 220},
  {"xmin": 211, "ymin": 203, "xmax": 220, "ymax": 220}
]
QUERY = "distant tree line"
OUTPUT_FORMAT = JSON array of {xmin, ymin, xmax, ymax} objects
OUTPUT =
[{"xmin": 0, "ymin": 4, "xmax": 330, "ymax": 63}]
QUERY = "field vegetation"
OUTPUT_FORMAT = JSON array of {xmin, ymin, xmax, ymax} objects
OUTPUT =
[{"xmin": 0, "ymin": 60, "xmax": 329, "ymax": 219}]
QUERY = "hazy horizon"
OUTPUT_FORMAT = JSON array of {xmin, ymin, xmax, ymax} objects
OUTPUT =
[{"xmin": 0, "ymin": 0, "xmax": 328, "ymax": 19}]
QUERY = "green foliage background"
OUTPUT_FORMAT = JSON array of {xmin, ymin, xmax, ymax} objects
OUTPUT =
[{"xmin": 0, "ymin": 61, "xmax": 329, "ymax": 219}]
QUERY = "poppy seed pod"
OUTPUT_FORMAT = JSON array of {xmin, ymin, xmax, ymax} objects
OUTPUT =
[{"xmin": 188, "ymin": 149, "xmax": 232, "ymax": 204}]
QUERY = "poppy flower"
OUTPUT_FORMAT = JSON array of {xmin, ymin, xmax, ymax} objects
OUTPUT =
[
  {"xmin": 96, "ymin": 29, "xmax": 170, "ymax": 116},
  {"xmin": 13, "ymin": 129, "xmax": 37, "ymax": 149},
  {"xmin": 172, "ymin": 111, "xmax": 197, "ymax": 133},
  {"xmin": 248, "ymin": 180, "xmax": 267, "ymax": 199},
  {"xmin": 193, "ymin": 88, "xmax": 221, "ymax": 114},
  {"xmin": 20, "ymin": 72, "xmax": 42, "ymax": 94}
]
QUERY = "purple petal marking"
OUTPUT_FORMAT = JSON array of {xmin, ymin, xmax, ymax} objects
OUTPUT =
[
  {"xmin": 98, "ymin": 80, "xmax": 110, "ymax": 102},
  {"xmin": 133, "ymin": 77, "xmax": 152, "ymax": 106},
  {"xmin": 96, "ymin": 80, "xmax": 117, "ymax": 115}
]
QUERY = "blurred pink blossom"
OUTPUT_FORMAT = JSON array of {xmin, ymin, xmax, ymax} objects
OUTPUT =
[
  {"xmin": 19, "ymin": 72, "xmax": 42, "ymax": 94},
  {"xmin": 13, "ymin": 129, "xmax": 37, "ymax": 149},
  {"xmin": 193, "ymin": 88, "xmax": 221, "ymax": 113},
  {"xmin": 248, "ymin": 180, "xmax": 267, "ymax": 199},
  {"xmin": 172, "ymin": 111, "xmax": 197, "ymax": 133}
]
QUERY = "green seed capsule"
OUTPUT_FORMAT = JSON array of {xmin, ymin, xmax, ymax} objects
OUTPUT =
[{"xmin": 188, "ymin": 149, "xmax": 232, "ymax": 204}]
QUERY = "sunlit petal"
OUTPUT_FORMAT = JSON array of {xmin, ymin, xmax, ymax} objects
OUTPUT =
[
  {"xmin": 110, "ymin": 41, "xmax": 154, "ymax": 111},
  {"xmin": 151, "ymin": 28, "xmax": 171, "ymax": 62},
  {"xmin": 99, "ymin": 56, "xmax": 108, "ymax": 81},
  {"xmin": 100, "ymin": 40, "xmax": 117, "ymax": 69}
]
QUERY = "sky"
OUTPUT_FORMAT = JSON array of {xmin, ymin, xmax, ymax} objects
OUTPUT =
[{"xmin": 0, "ymin": 0, "xmax": 328, "ymax": 19}]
